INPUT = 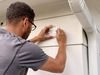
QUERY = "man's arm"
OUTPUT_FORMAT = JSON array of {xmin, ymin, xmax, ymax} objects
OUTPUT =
[
  {"xmin": 30, "ymin": 25, "xmax": 67, "ymax": 73},
  {"xmin": 30, "ymin": 25, "xmax": 54, "ymax": 43},
  {"xmin": 40, "ymin": 28, "xmax": 67, "ymax": 73}
]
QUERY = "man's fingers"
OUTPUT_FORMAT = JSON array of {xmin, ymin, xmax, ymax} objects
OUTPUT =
[
  {"xmin": 56, "ymin": 28, "xmax": 61, "ymax": 34},
  {"xmin": 46, "ymin": 25, "xmax": 53, "ymax": 29},
  {"xmin": 56, "ymin": 28, "xmax": 65, "ymax": 36},
  {"xmin": 43, "ymin": 25, "xmax": 53, "ymax": 33}
]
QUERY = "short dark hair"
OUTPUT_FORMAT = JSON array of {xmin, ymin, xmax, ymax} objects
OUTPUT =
[{"xmin": 6, "ymin": 2, "xmax": 35, "ymax": 23}]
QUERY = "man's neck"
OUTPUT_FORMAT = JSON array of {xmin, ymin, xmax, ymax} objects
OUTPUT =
[{"xmin": 6, "ymin": 24, "xmax": 23, "ymax": 38}]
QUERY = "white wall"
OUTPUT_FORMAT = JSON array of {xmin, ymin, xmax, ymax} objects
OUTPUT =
[
  {"xmin": 28, "ymin": 15, "xmax": 86, "ymax": 46},
  {"xmin": 27, "ymin": 15, "xmax": 88, "ymax": 75}
]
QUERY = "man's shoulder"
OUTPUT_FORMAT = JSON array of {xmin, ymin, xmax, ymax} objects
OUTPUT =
[
  {"xmin": 0, "ymin": 28, "xmax": 26, "ymax": 47},
  {"xmin": 19, "ymin": 41, "xmax": 41, "ymax": 54}
]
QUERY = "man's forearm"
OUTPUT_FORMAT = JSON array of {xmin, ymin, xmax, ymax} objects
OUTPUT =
[
  {"xmin": 55, "ymin": 43, "xmax": 66, "ymax": 70},
  {"xmin": 30, "ymin": 36, "xmax": 40, "ymax": 43}
]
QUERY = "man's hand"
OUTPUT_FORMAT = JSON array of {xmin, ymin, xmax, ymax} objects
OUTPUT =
[
  {"xmin": 30, "ymin": 25, "xmax": 54, "ymax": 43},
  {"xmin": 56, "ymin": 28, "xmax": 66, "ymax": 46}
]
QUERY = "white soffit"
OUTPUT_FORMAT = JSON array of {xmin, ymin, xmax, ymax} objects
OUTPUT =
[
  {"xmin": 0, "ymin": 0, "xmax": 72, "ymax": 21},
  {"xmin": 34, "ymin": 0, "xmax": 72, "ymax": 20}
]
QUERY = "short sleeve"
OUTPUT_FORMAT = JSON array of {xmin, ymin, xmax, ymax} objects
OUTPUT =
[{"xmin": 17, "ymin": 41, "xmax": 48, "ymax": 71}]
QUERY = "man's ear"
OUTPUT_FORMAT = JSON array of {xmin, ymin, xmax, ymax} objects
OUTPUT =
[{"xmin": 23, "ymin": 17, "xmax": 29, "ymax": 29}]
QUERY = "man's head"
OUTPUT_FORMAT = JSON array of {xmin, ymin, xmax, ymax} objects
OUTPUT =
[{"xmin": 6, "ymin": 2, "xmax": 35, "ymax": 39}]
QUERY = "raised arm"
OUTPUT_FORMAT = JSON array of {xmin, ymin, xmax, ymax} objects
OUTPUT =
[
  {"xmin": 40, "ymin": 28, "xmax": 67, "ymax": 73},
  {"xmin": 30, "ymin": 25, "xmax": 54, "ymax": 43},
  {"xmin": 30, "ymin": 25, "xmax": 67, "ymax": 73}
]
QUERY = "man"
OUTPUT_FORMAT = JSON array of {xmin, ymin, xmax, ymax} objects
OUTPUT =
[{"xmin": 0, "ymin": 2, "xmax": 67, "ymax": 75}]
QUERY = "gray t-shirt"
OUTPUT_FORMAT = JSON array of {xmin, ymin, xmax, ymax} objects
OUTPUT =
[{"xmin": 0, "ymin": 28, "xmax": 48, "ymax": 75}]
